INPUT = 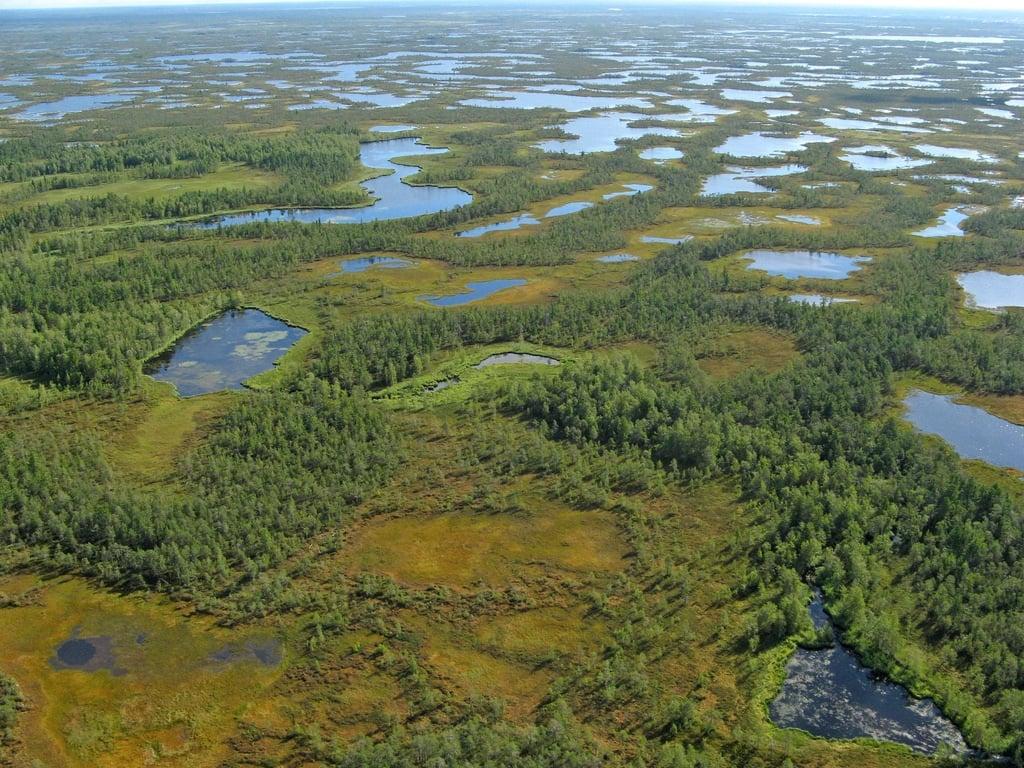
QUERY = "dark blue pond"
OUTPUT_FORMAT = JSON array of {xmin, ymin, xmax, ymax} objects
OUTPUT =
[
  {"xmin": 146, "ymin": 309, "xmax": 307, "ymax": 396},
  {"xmin": 51, "ymin": 632, "xmax": 121, "ymax": 674},
  {"xmin": 195, "ymin": 137, "xmax": 471, "ymax": 227},
  {"xmin": 771, "ymin": 595, "xmax": 967, "ymax": 754},
  {"xmin": 420, "ymin": 279, "xmax": 527, "ymax": 307}
]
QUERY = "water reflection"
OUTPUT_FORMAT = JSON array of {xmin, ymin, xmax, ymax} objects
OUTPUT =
[
  {"xmin": 904, "ymin": 389, "xmax": 1024, "ymax": 471},
  {"xmin": 198, "ymin": 137, "xmax": 471, "ymax": 227},
  {"xmin": 536, "ymin": 112, "xmax": 680, "ymax": 154},
  {"xmin": 957, "ymin": 270, "xmax": 1024, "ymax": 310},
  {"xmin": 146, "ymin": 309, "xmax": 307, "ymax": 396},
  {"xmin": 420, "ymin": 279, "xmax": 527, "ymax": 307},
  {"xmin": 913, "ymin": 207, "xmax": 968, "ymax": 238},
  {"xmin": 742, "ymin": 250, "xmax": 869, "ymax": 279},
  {"xmin": 771, "ymin": 594, "xmax": 967, "ymax": 754}
]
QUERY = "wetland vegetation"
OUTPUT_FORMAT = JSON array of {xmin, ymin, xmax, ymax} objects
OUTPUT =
[{"xmin": 2, "ymin": 3, "xmax": 1024, "ymax": 767}]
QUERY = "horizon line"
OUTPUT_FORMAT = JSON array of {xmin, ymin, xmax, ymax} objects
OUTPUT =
[{"xmin": 2, "ymin": 0, "xmax": 1023, "ymax": 13}]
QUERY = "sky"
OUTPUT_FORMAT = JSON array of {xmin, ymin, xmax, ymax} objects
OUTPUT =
[{"xmin": 0, "ymin": 0, "xmax": 1021, "ymax": 10}]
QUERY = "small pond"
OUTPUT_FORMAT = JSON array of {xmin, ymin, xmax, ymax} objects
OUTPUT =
[
  {"xmin": 545, "ymin": 201, "xmax": 594, "ymax": 217},
  {"xmin": 777, "ymin": 214, "xmax": 821, "ymax": 225},
  {"xmin": 913, "ymin": 207, "xmax": 968, "ymax": 238},
  {"xmin": 639, "ymin": 146, "xmax": 684, "ymax": 162},
  {"xmin": 596, "ymin": 253, "xmax": 639, "ymax": 263},
  {"xmin": 146, "ymin": 309, "xmax": 307, "ymax": 397},
  {"xmin": 903, "ymin": 390, "xmax": 1024, "ymax": 472},
  {"xmin": 770, "ymin": 593, "xmax": 967, "ymax": 754},
  {"xmin": 51, "ymin": 631, "xmax": 122, "ymax": 674},
  {"xmin": 603, "ymin": 182, "xmax": 653, "ymax": 200},
  {"xmin": 336, "ymin": 256, "xmax": 413, "ymax": 273},
  {"xmin": 742, "ymin": 250, "xmax": 870, "ymax": 279},
  {"xmin": 957, "ymin": 270, "xmax": 1024, "ymax": 310},
  {"xmin": 475, "ymin": 352, "xmax": 560, "ymax": 368},
  {"xmin": 458, "ymin": 213, "xmax": 541, "ymax": 238},
  {"xmin": 420, "ymin": 279, "xmax": 527, "ymax": 307}
]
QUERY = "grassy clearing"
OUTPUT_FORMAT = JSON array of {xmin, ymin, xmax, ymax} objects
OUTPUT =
[
  {"xmin": 694, "ymin": 325, "xmax": 800, "ymax": 378},
  {"xmin": 6, "ymin": 163, "xmax": 283, "ymax": 209},
  {"xmin": 0, "ymin": 576, "xmax": 284, "ymax": 768},
  {"xmin": 344, "ymin": 492, "xmax": 625, "ymax": 588}
]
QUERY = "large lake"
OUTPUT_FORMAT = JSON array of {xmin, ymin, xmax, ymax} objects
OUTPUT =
[
  {"xmin": 197, "ymin": 137, "xmax": 472, "ymax": 227},
  {"xmin": 146, "ymin": 309, "xmax": 307, "ymax": 396}
]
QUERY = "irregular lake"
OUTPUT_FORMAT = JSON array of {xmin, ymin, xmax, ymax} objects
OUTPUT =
[
  {"xmin": 714, "ymin": 131, "xmax": 835, "ymax": 158},
  {"xmin": 457, "ymin": 193, "xmax": 613, "ymax": 238},
  {"xmin": 475, "ymin": 352, "xmax": 560, "ymax": 368},
  {"xmin": 420, "ymin": 279, "xmax": 527, "ymax": 307},
  {"xmin": 913, "ymin": 207, "xmax": 967, "ymax": 238},
  {"xmin": 17, "ymin": 92, "xmax": 137, "ymax": 121},
  {"xmin": 458, "ymin": 213, "xmax": 540, "ymax": 238},
  {"xmin": 742, "ymin": 250, "xmax": 869, "ymax": 279},
  {"xmin": 721, "ymin": 88, "xmax": 792, "ymax": 103},
  {"xmin": 957, "ymin": 271, "xmax": 1024, "ymax": 310},
  {"xmin": 147, "ymin": 309, "xmax": 307, "ymax": 397},
  {"xmin": 336, "ymin": 256, "xmax": 413, "ymax": 273},
  {"xmin": 840, "ymin": 145, "xmax": 932, "ymax": 172},
  {"xmin": 771, "ymin": 594, "xmax": 967, "ymax": 754},
  {"xmin": 914, "ymin": 144, "xmax": 998, "ymax": 163},
  {"xmin": 701, "ymin": 164, "xmax": 807, "ymax": 196},
  {"xmin": 904, "ymin": 390, "xmax": 1024, "ymax": 471},
  {"xmin": 536, "ymin": 112, "xmax": 680, "ymax": 154},
  {"xmin": 662, "ymin": 98, "xmax": 737, "ymax": 122},
  {"xmin": 198, "ymin": 137, "xmax": 472, "ymax": 226}
]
